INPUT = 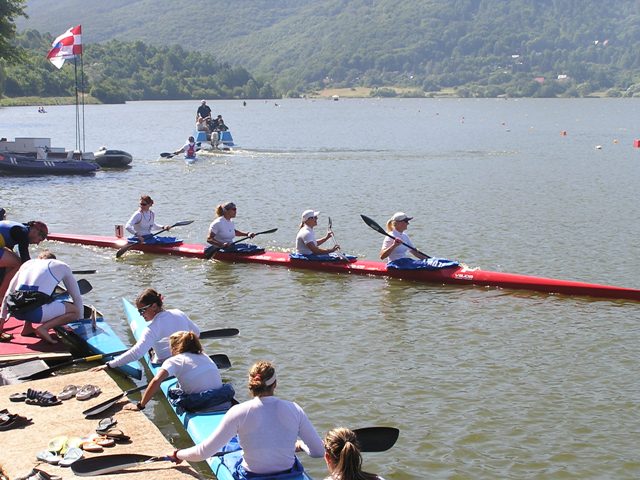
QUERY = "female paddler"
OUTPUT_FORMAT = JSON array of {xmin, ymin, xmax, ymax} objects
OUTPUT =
[
  {"xmin": 167, "ymin": 360, "xmax": 324, "ymax": 478},
  {"xmin": 206, "ymin": 201, "xmax": 257, "ymax": 253},
  {"xmin": 125, "ymin": 331, "xmax": 234, "ymax": 413},
  {"xmin": 295, "ymin": 209, "xmax": 339, "ymax": 256},
  {"xmin": 124, "ymin": 195, "xmax": 172, "ymax": 244},
  {"xmin": 379, "ymin": 212, "xmax": 426, "ymax": 263},
  {"xmin": 93, "ymin": 288, "xmax": 200, "ymax": 370},
  {"xmin": 323, "ymin": 427, "xmax": 386, "ymax": 480}
]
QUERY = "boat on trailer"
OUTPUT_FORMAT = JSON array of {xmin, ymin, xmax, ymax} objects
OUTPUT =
[
  {"xmin": 47, "ymin": 232, "xmax": 640, "ymax": 302},
  {"xmin": 122, "ymin": 298, "xmax": 313, "ymax": 480}
]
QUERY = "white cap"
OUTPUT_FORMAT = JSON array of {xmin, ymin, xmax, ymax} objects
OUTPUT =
[
  {"xmin": 201, "ymin": 99, "xmax": 206, "ymax": 104},
  {"xmin": 301, "ymin": 209, "xmax": 320, "ymax": 222},
  {"xmin": 391, "ymin": 212, "xmax": 413, "ymax": 222}
]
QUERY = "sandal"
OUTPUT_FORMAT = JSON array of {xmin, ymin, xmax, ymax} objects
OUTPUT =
[
  {"xmin": 96, "ymin": 416, "xmax": 117, "ymax": 434},
  {"xmin": 36, "ymin": 450, "xmax": 62, "ymax": 465},
  {"xmin": 76, "ymin": 384, "xmax": 101, "ymax": 401},
  {"xmin": 100, "ymin": 428, "xmax": 130, "ymax": 443},
  {"xmin": 80, "ymin": 441, "xmax": 103, "ymax": 453},
  {"xmin": 58, "ymin": 385, "xmax": 78, "ymax": 401},
  {"xmin": 59, "ymin": 447, "xmax": 83, "ymax": 467},
  {"xmin": 26, "ymin": 392, "xmax": 61, "ymax": 407},
  {"xmin": 0, "ymin": 332, "xmax": 13, "ymax": 342},
  {"xmin": 14, "ymin": 467, "xmax": 61, "ymax": 480},
  {"xmin": 87, "ymin": 433, "xmax": 115, "ymax": 447},
  {"xmin": 0, "ymin": 413, "xmax": 33, "ymax": 431},
  {"xmin": 9, "ymin": 392, "xmax": 27, "ymax": 402}
]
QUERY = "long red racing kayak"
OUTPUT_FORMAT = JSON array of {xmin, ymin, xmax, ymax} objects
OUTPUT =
[{"xmin": 48, "ymin": 232, "xmax": 640, "ymax": 302}]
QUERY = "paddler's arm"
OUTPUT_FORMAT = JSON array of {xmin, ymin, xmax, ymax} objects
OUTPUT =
[{"xmin": 380, "ymin": 236, "xmax": 401, "ymax": 260}]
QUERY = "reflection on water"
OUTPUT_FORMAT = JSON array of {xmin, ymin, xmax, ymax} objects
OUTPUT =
[{"xmin": 2, "ymin": 99, "xmax": 640, "ymax": 479}]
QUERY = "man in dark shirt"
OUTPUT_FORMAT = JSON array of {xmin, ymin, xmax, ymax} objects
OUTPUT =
[{"xmin": 196, "ymin": 100, "xmax": 212, "ymax": 123}]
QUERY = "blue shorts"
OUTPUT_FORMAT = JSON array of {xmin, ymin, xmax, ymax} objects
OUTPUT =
[{"xmin": 13, "ymin": 301, "xmax": 65, "ymax": 323}]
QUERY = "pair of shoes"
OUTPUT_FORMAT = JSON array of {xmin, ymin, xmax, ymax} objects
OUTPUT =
[
  {"xmin": 14, "ymin": 467, "xmax": 61, "ymax": 480},
  {"xmin": 0, "ymin": 412, "xmax": 32, "ymax": 431},
  {"xmin": 76, "ymin": 384, "xmax": 101, "ymax": 401},
  {"xmin": 47, "ymin": 435, "xmax": 67, "ymax": 454},
  {"xmin": 81, "ymin": 433, "xmax": 115, "ymax": 452},
  {"xmin": 58, "ymin": 385, "xmax": 78, "ymax": 400},
  {"xmin": 96, "ymin": 416, "xmax": 117, "ymax": 434},
  {"xmin": 99, "ymin": 428, "xmax": 130, "ymax": 443},
  {"xmin": 0, "ymin": 331, "xmax": 13, "ymax": 342},
  {"xmin": 58, "ymin": 447, "xmax": 83, "ymax": 467}
]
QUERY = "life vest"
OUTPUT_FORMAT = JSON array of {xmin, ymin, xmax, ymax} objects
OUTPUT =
[
  {"xmin": 0, "ymin": 221, "xmax": 26, "ymax": 249},
  {"xmin": 186, "ymin": 142, "xmax": 196, "ymax": 158}
]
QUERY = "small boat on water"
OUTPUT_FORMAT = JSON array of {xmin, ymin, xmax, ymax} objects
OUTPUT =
[
  {"xmin": 195, "ymin": 130, "xmax": 236, "ymax": 152},
  {"xmin": 0, "ymin": 137, "xmax": 99, "ymax": 175},
  {"xmin": 0, "ymin": 153, "xmax": 99, "ymax": 175},
  {"xmin": 93, "ymin": 147, "xmax": 133, "ymax": 168},
  {"xmin": 121, "ymin": 298, "xmax": 313, "ymax": 480},
  {"xmin": 48, "ymin": 232, "xmax": 640, "ymax": 302}
]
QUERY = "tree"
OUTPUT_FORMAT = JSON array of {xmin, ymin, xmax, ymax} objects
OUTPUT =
[{"xmin": 0, "ymin": 0, "xmax": 27, "ymax": 63}]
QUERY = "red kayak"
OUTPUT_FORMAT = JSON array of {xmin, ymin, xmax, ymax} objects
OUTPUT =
[{"xmin": 48, "ymin": 233, "xmax": 640, "ymax": 302}]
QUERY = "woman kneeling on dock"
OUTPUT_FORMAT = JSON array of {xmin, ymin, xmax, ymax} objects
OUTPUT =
[
  {"xmin": 125, "ymin": 331, "xmax": 234, "ymax": 413},
  {"xmin": 168, "ymin": 360, "xmax": 325, "ymax": 478}
]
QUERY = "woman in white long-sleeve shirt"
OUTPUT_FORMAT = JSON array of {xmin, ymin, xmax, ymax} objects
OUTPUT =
[
  {"xmin": 92, "ymin": 288, "xmax": 200, "ymax": 371},
  {"xmin": 168, "ymin": 360, "xmax": 324, "ymax": 477},
  {"xmin": 125, "ymin": 195, "xmax": 170, "ymax": 244}
]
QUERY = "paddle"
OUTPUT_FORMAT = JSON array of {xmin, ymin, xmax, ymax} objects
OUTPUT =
[
  {"xmin": 82, "ymin": 354, "xmax": 232, "ymax": 417},
  {"xmin": 360, "ymin": 214, "xmax": 431, "ymax": 259},
  {"xmin": 328, "ymin": 216, "xmax": 350, "ymax": 262},
  {"xmin": 115, "ymin": 220, "xmax": 194, "ymax": 258},
  {"xmin": 18, "ymin": 348, "xmax": 129, "ymax": 381},
  {"xmin": 160, "ymin": 146, "xmax": 201, "ymax": 159},
  {"xmin": 204, "ymin": 228, "xmax": 277, "ymax": 260},
  {"xmin": 199, "ymin": 328, "xmax": 240, "ymax": 339},
  {"xmin": 71, "ymin": 426, "xmax": 399, "ymax": 475},
  {"xmin": 72, "ymin": 269, "xmax": 96, "ymax": 275}
]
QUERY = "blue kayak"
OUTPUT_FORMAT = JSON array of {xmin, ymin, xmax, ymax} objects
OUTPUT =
[
  {"xmin": 56, "ymin": 303, "xmax": 142, "ymax": 380},
  {"xmin": 121, "ymin": 298, "xmax": 314, "ymax": 480}
]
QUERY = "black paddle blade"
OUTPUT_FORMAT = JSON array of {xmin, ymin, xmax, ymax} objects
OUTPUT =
[
  {"xmin": 83, "ymin": 384, "xmax": 147, "ymax": 417},
  {"xmin": 77, "ymin": 278, "xmax": 93, "ymax": 295},
  {"xmin": 211, "ymin": 354, "xmax": 231, "ymax": 370},
  {"xmin": 71, "ymin": 453, "xmax": 154, "ymax": 476},
  {"xmin": 354, "ymin": 427, "xmax": 399, "ymax": 452},
  {"xmin": 200, "ymin": 328, "xmax": 240, "ymax": 339},
  {"xmin": 360, "ymin": 214, "xmax": 386, "ymax": 235},
  {"xmin": 72, "ymin": 269, "xmax": 97, "ymax": 275},
  {"xmin": 160, "ymin": 152, "xmax": 173, "ymax": 158}
]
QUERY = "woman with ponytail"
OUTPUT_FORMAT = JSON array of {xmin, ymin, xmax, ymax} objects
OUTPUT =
[
  {"xmin": 125, "ymin": 330, "xmax": 234, "ymax": 412},
  {"xmin": 323, "ymin": 427, "xmax": 385, "ymax": 480},
  {"xmin": 93, "ymin": 288, "xmax": 200, "ymax": 372},
  {"xmin": 168, "ymin": 360, "xmax": 324, "ymax": 478}
]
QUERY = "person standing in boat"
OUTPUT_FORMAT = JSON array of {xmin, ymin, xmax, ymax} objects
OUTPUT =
[
  {"xmin": 124, "ymin": 195, "xmax": 171, "ymax": 244},
  {"xmin": 173, "ymin": 136, "xmax": 198, "ymax": 160},
  {"xmin": 323, "ymin": 427, "xmax": 386, "ymax": 480},
  {"xmin": 296, "ymin": 210, "xmax": 339, "ymax": 256},
  {"xmin": 206, "ymin": 202, "xmax": 256, "ymax": 253},
  {"xmin": 125, "ymin": 330, "xmax": 234, "ymax": 413},
  {"xmin": 167, "ymin": 360, "xmax": 325, "ymax": 478},
  {"xmin": 0, "ymin": 250, "xmax": 83, "ymax": 344},
  {"xmin": 93, "ymin": 288, "xmax": 200, "ymax": 371},
  {"xmin": 0, "ymin": 220, "xmax": 49, "ymax": 329},
  {"xmin": 196, "ymin": 100, "xmax": 212, "ymax": 125},
  {"xmin": 379, "ymin": 212, "xmax": 427, "ymax": 263}
]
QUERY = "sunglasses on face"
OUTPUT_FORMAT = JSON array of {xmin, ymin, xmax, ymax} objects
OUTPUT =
[
  {"xmin": 140, "ymin": 203, "xmax": 150, "ymax": 207},
  {"xmin": 137, "ymin": 304, "xmax": 152, "ymax": 315}
]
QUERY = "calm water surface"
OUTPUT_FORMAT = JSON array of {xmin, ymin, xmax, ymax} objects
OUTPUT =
[{"xmin": 1, "ymin": 98, "xmax": 639, "ymax": 479}]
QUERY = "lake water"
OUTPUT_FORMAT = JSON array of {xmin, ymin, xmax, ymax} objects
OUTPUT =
[{"xmin": 1, "ymin": 98, "xmax": 640, "ymax": 479}]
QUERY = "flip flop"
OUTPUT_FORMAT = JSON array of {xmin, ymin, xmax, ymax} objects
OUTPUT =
[
  {"xmin": 100, "ymin": 428, "xmax": 130, "ymax": 443},
  {"xmin": 80, "ymin": 441, "xmax": 103, "ymax": 453},
  {"xmin": 87, "ymin": 433, "xmax": 115, "ymax": 447},
  {"xmin": 36, "ymin": 450, "xmax": 62, "ymax": 465},
  {"xmin": 59, "ymin": 447, "xmax": 83, "ymax": 467},
  {"xmin": 47, "ymin": 435, "xmax": 68, "ymax": 455},
  {"xmin": 96, "ymin": 416, "xmax": 117, "ymax": 434},
  {"xmin": 58, "ymin": 385, "xmax": 78, "ymax": 401}
]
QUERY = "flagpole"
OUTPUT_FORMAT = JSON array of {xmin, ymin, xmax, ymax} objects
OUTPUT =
[
  {"xmin": 80, "ymin": 53, "xmax": 86, "ymax": 152},
  {"xmin": 73, "ymin": 57, "xmax": 80, "ymax": 152}
]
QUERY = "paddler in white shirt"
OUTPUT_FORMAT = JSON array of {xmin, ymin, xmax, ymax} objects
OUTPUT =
[{"xmin": 379, "ymin": 212, "xmax": 429, "ymax": 262}]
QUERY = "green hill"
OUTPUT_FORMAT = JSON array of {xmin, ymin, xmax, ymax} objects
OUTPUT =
[{"xmin": 17, "ymin": 0, "xmax": 640, "ymax": 97}]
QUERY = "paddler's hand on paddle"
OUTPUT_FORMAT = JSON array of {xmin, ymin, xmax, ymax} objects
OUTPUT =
[
  {"xmin": 91, "ymin": 364, "xmax": 109, "ymax": 372},
  {"xmin": 163, "ymin": 225, "xmax": 171, "ymax": 230},
  {"xmin": 247, "ymin": 231, "xmax": 256, "ymax": 238},
  {"xmin": 330, "ymin": 244, "xmax": 340, "ymax": 253},
  {"xmin": 137, "ymin": 234, "xmax": 145, "ymax": 244}
]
